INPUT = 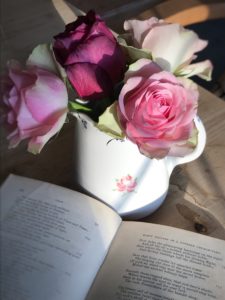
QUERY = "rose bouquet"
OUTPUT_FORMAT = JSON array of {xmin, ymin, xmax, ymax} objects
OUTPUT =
[{"xmin": 1, "ymin": 10, "xmax": 212, "ymax": 159}]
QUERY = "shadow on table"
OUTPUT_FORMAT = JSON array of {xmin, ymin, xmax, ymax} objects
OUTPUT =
[
  {"xmin": 0, "ymin": 119, "xmax": 76, "ymax": 190},
  {"xmin": 141, "ymin": 151, "xmax": 225, "ymax": 240}
]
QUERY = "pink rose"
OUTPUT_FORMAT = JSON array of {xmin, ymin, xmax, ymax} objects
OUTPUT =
[
  {"xmin": 124, "ymin": 17, "xmax": 212, "ymax": 80},
  {"xmin": 53, "ymin": 10, "xmax": 126, "ymax": 101},
  {"xmin": 1, "ymin": 61, "xmax": 68, "ymax": 154},
  {"xmin": 117, "ymin": 59, "xmax": 199, "ymax": 159}
]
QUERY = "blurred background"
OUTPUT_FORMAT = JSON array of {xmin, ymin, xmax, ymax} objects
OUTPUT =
[{"xmin": 2, "ymin": 0, "xmax": 225, "ymax": 92}]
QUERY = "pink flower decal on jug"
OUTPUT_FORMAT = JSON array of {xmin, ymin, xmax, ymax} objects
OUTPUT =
[{"xmin": 115, "ymin": 175, "xmax": 137, "ymax": 193}]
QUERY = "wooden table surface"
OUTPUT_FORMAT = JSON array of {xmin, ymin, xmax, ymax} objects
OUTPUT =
[{"xmin": 1, "ymin": 0, "xmax": 225, "ymax": 240}]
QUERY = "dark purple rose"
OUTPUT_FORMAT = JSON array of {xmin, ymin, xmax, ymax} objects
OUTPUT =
[{"xmin": 53, "ymin": 10, "xmax": 126, "ymax": 100}]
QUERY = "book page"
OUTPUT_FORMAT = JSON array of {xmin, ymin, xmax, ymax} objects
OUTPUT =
[
  {"xmin": 0, "ymin": 174, "xmax": 121, "ymax": 300},
  {"xmin": 87, "ymin": 222, "xmax": 225, "ymax": 300}
]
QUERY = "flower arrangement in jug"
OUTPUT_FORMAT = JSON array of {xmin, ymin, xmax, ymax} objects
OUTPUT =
[{"xmin": 1, "ymin": 10, "xmax": 213, "ymax": 159}]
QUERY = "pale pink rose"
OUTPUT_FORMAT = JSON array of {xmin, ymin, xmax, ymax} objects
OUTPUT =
[
  {"xmin": 124, "ymin": 17, "xmax": 212, "ymax": 80},
  {"xmin": 117, "ymin": 59, "xmax": 199, "ymax": 159},
  {"xmin": 1, "ymin": 60, "xmax": 68, "ymax": 153}
]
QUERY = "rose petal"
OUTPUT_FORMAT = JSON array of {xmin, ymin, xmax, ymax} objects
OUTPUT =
[
  {"xmin": 28, "ymin": 108, "xmax": 67, "ymax": 154},
  {"xmin": 65, "ymin": 35, "xmax": 125, "ymax": 83},
  {"xmin": 176, "ymin": 59, "xmax": 213, "ymax": 80},
  {"xmin": 124, "ymin": 17, "xmax": 159, "ymax": 47},
  {"xmin": 125, "ymin": 58, "xmax": 162, "ymax": 81},
  {"xmin": 24, "ymin": 69, "xmax": 68, "ymax": 123},
  {"xmin": 8, "ymin": 60, "xmax": 36, "ymax": 90},
  {"xmin": 66, "ymin": 62, "xmax": 113, "ymax": 100},
  {"xmin": 142, "ymin": 23, "xmax": 208, "ymax": 72}
]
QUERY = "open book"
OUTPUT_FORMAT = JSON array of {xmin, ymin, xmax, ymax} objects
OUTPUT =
[{"xmin": 1, "ymin": 174, "xmax": 225, "ymax": 300}]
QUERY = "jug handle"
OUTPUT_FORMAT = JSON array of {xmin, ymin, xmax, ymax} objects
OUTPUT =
[{"xmin": 166, "ymin": 116, "xmax": 206, "ymax": 176}]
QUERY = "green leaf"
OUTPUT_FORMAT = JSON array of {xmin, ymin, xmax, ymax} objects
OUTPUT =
[
  {"xmin": 117, "ymin": 35, "xmax": 152, "ymax": 63},
  {"xmin": 50, "ymin": 43, "xmax": 67, "ymax": 82},
  {"xmin": 96, "ymin": 102, "xmax": 125, "ymax": 139},
  {"xmin": 86, "ymin": 97, "xmax": 114, "ymax": 122},
  {"xmin": 69, "ymin": 101, "xmax": 91, "ymax": 112},
  {"xmin": 27, "ymin": 43, "xmax": 58, "ymax": 74},
  {"xmin": 117, "ymin": 35, "xmax": 129, "ymax": 46},
  {"xmin": 187, "ymin": 125, "xmax": 198, "ymax": 148},
  {"xmin": 26, "ymin": 43, "xmax": 68, "ymax": 84}
]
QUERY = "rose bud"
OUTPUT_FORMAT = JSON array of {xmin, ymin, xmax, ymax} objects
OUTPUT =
[
  {"xmin": 1, "ymin": 60, "xmax": 68, "ymax": 154},
  {"xmin": 53, "ymin": 10, "xmax": 126, "ymax": 101},
  {"xmin": 124, "ymin": 17, "xmax": 212, "ymax": 80}
]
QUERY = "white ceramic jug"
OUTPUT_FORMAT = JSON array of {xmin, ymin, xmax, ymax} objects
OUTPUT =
[{"xmin": 73, "ymin": 114, "xmax": 206, "ymax": 219}]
